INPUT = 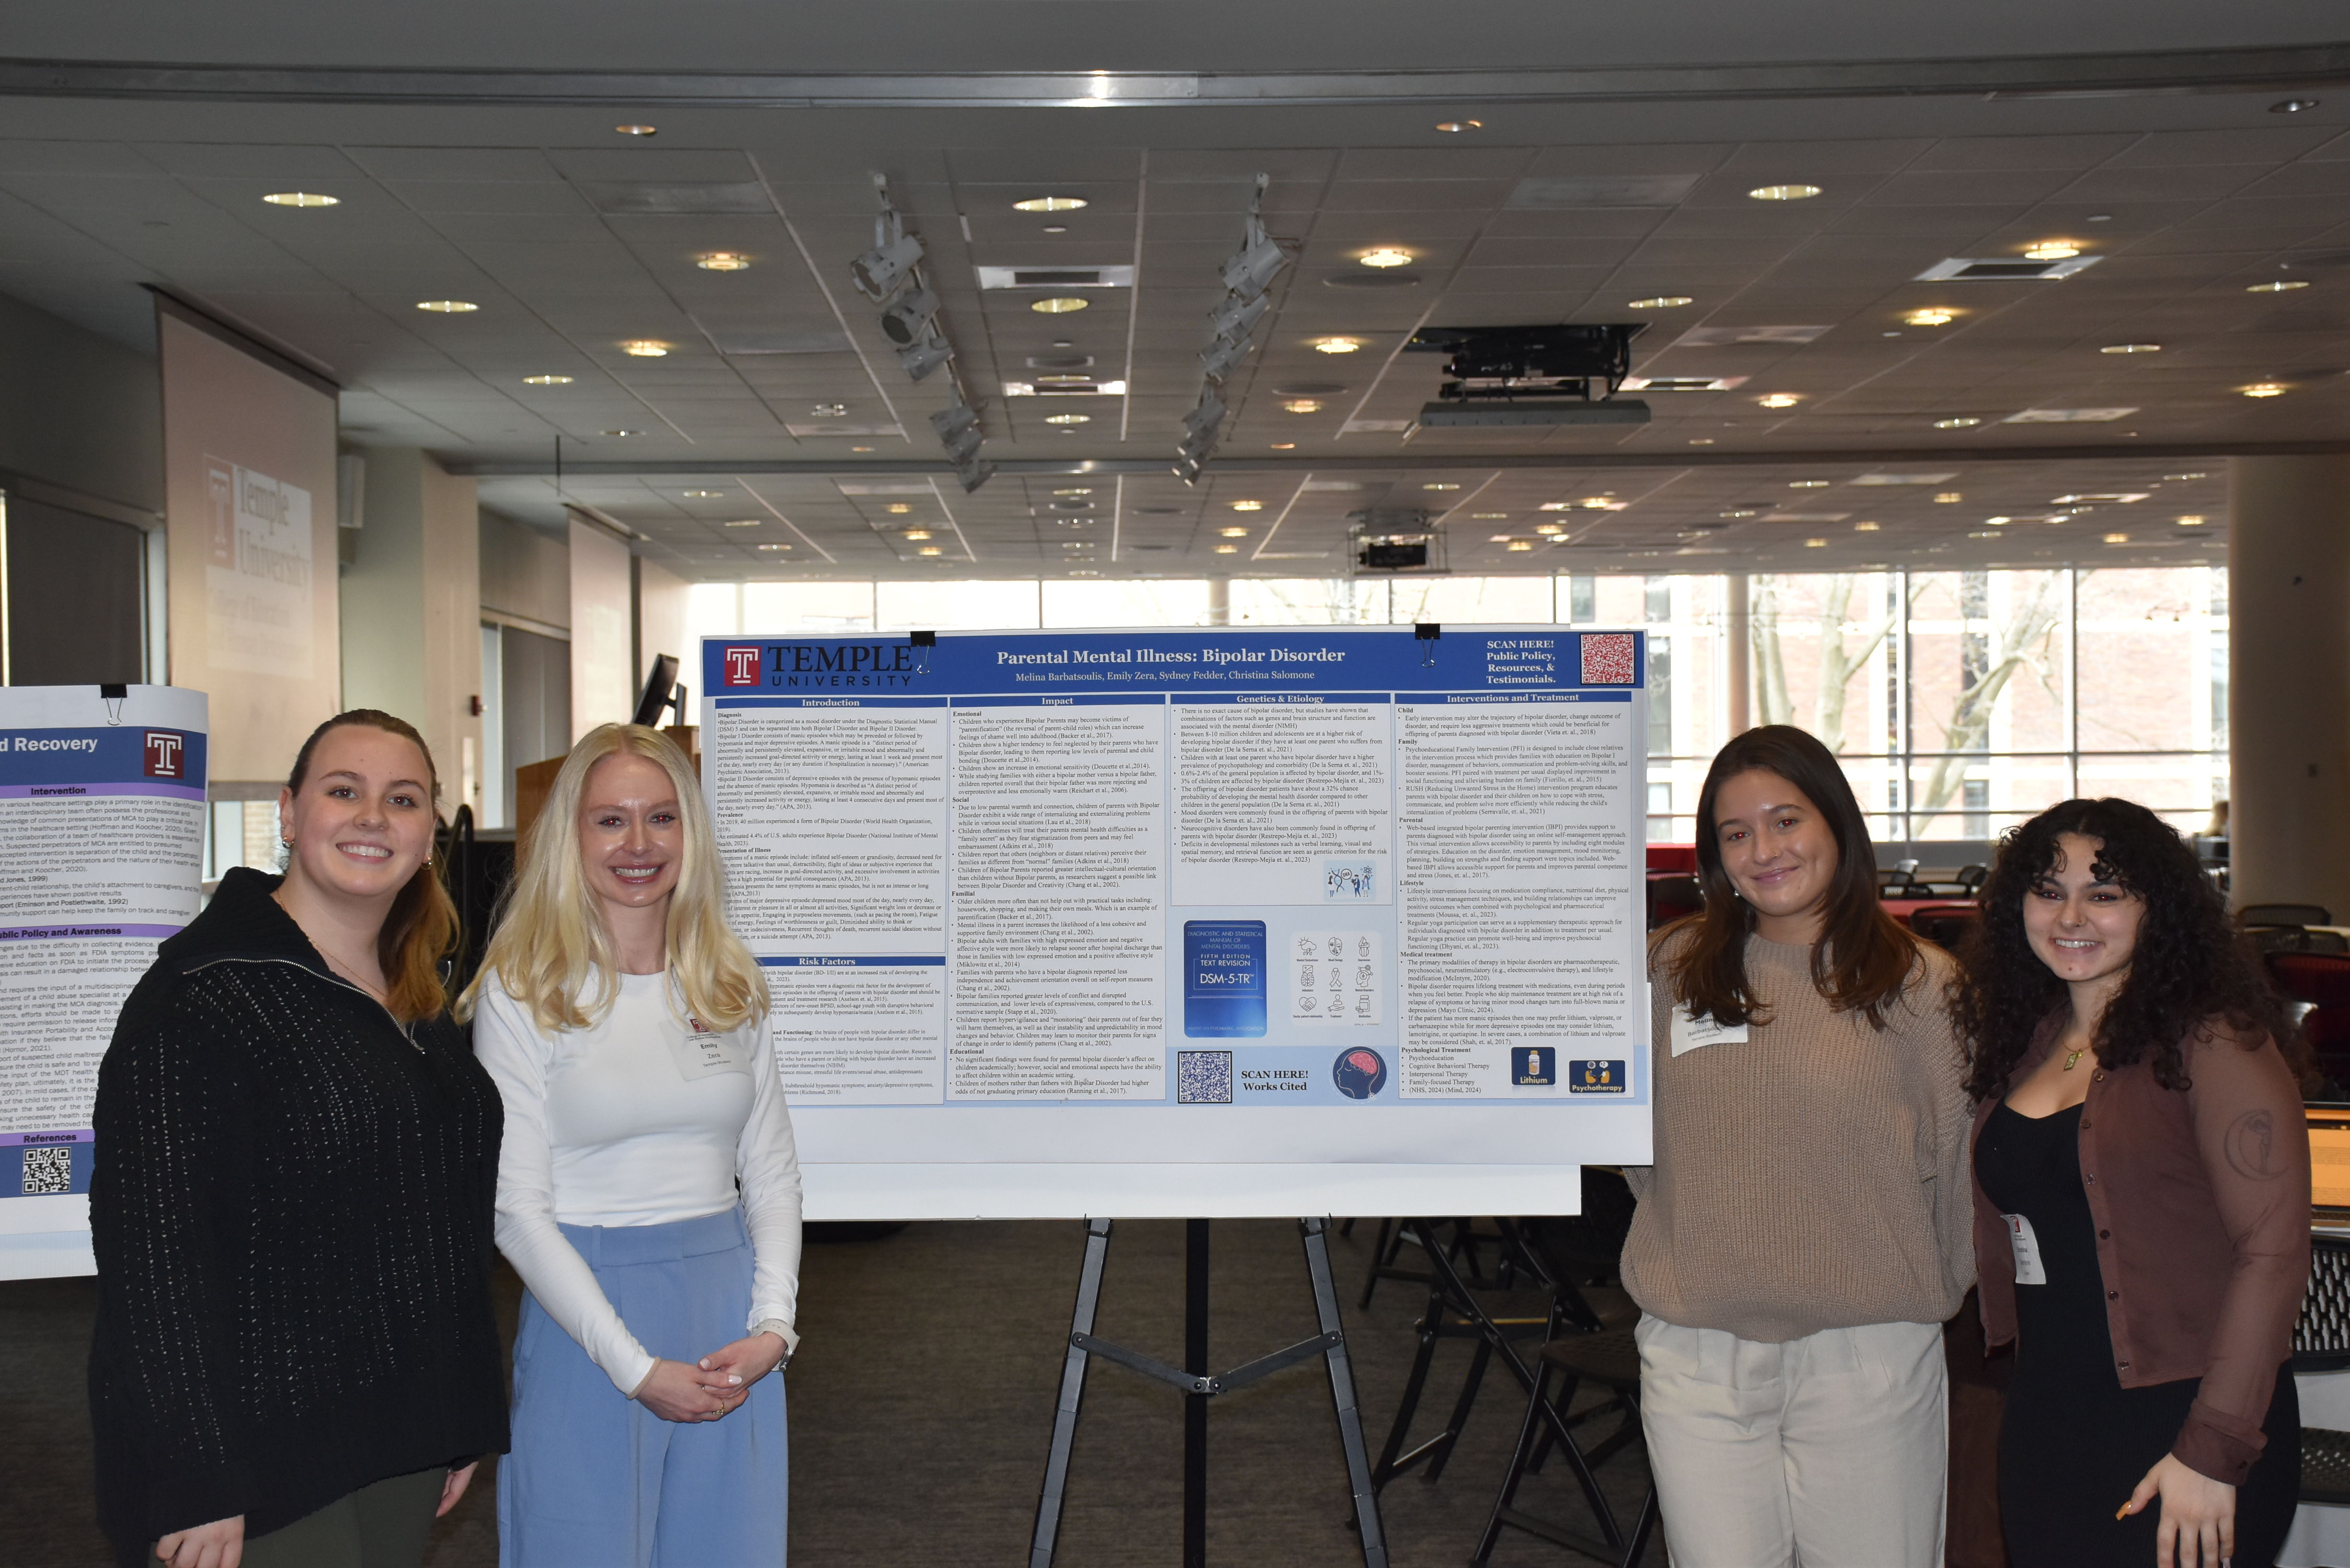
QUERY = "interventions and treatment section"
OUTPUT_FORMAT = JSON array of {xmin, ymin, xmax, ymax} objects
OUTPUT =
[{"xmin": 699, "ymin": 626, "xmax": 1651, "ymax": 1218}]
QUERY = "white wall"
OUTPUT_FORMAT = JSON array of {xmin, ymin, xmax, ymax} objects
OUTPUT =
[{"xmin": 568, "ymin": 514, "xmax": 634, "ymax": 742}]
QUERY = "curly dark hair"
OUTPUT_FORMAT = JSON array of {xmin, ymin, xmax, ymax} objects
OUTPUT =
[{"xmin": 1950, "ymin": 798, "xmax": 2282, "ymax": 1099}]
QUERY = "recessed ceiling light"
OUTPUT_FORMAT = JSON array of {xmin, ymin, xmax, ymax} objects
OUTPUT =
[
  {"xmin": 1756, "ymin": 393, "xmax": 1801, "ymax": 409},
  {"xmin": 2248, "ymin": 280, "xmax": 2309, "ymax": 293},
  {"xmin": 1032, "ymin": 296, "xmax": 1090, "ymax": 313},
  {"xmin": 2178, "ymin": 515, "xmax": 2207, "ymax": 526},
  {"xmin": 904, "ymin": 528, "xmax": 933, "ymax": 540},
  {"xmin": 696, "ymin": 251, "xmax": 751, "ymax": 271},
  {"xmin": 1434, "ymin": 120, "xmax": 1482, "ymax": 133},
  {"xmin": 1788, "ymin": 479, "xmax": 1830, "ymax": 489},
  {"xmin": 1985, "ymin": 515, "xmax": 2013, "ymax": 525},
  {"xmin": 1747, "ymin": 184, "xmax": 1821, "ymax": 201},
  {"xmin": 1422, "ymin": 483, "xmax": 1461, "ymax": 491},
  {"xmin": 1534, "ymin": 523, "xmax": 1565, "ymax": 536},
  {"xmin": 885, "ymin": 502, "xmax": 912, "ymax": 514},
  {"xmin": 261, "ymin": 191, "xmax": 338, "ymax": 207},
  {"xmin": 851, "ymin": 445, "xmax": 873, "ymax": 452},
  {"xmin": 1804, "ymin": 537, "xmax": 1828, "ymax": 548},
  {"xmin": 1214, "ymin": 544, "xmax": 1239, "ymax": 553},
  {"xmin": 2240, "ymin": 382, "xmax": 2288, "ymax": 397},
  {"xmin": 2101, "ymin": 343, "xmax": 2161, "ymax": 354},
  {"xmin": 1580, "ymin": 496, "xmax": 1617, "ymax": 510},
  {"xmin": 1904, "ymin": 308, "xmax": 1957, "ymax": 327},
  {"xmin": 2103, "ymin": 533, "xmax": 2129, "ymax": 544},
  {"xmin": 615, "ymin": 124, "xmax": 658, "ymax": 136},
  {"xmin": 522, "ymin": 374, "xmax": 574, "ymax": 386},
  {"xmin": 1506, "ymin": 540, "xmax": 1535, "ymax": 551},
  {"xmin": 1854, "ymin": 521, "xmax": 1881, "ymax": 532},
  {"xmin": 1630, "ymin": 296, "xmax": 1694, "ymax": 308},
  {"xmin": 1014, "ymin": 197, "xmax": 1088, "ymax": 213},
  {"xmin": 2165, "ymin": 472, "xmax": 2209, "ymax": 480},
  {"xmin": 1054, "ymin": 487, "xmax": 1093, "ymax": 496},
  {"xmin": 1471, "ymin": 512, "xmax": 1508, "ymax": 519},
  {"xmin": 621, "ymin": 340, "xmax": 669, "ymax": 357},
  {"xmin": 1042, "ymin": 224, "xmax": 1068, "ymax": 234},
  {"xmin": 1219, "ymin": 526, "xmax": 1250, "ymax": 537},
  {"xmin": 721, "ymin": 520, "xmax": 762, "ymax": 528},
  {"xmin": 1688, "ymin": 437, "xmax": 1715, "ymax": 445},
  {"xmin": 2273, "ymin": 98, "xmax": 2322, "ymax": 113},
  {"xmin": 601, "ymin": 429, "xmax": 644, "ymax": 436},
  {"xmin": 1538, "ymin": 502, "xmax": 1573, "ymax": 511},
  {"xmin": 416, "ymin": 299, "xmax": 477, "ymax": 313},
  {"xmin": 1934, "ymin": 491, "xmax": 1963, "ymax": 503},
  {"xmin": 756, "ymin": 543, "xmax": 791, "ymax": 551},
  {"xmin": 1044, "ymin": 412, "xmax": 1090, "ymax": 423},
  {"xmin": 682, "ymin": 489, "xmax": 722, "ymax": 498},
  {"xmin": 1231, "ymin": 500, "xmax": 1264, "ymax": 511},
  {"xmin": 1933, "ymin": 417, "xmax": 1982, "ymax": 429},
  {"xmin": 1269, "ymin": 441, "xmax": 1296, "ymax": 449},
  {"xmin": 1359, "ymin": 248, "xmax": 1414, "ymax": 269},
  {"xmin": 1283, "ymin": 399, "xmax": 1323, "ymax": 413},
  {"xmin": 2024, "ymin": 240, "xmax": 2082, "ymax": 261},
  {"xmin": 1312, "ymin": 337, "xmax": 1363, "ymax": 354},
  {"xmin": 810, "ymin": 402, "xmax": 847, "ymax": 416},
  {"xmin": 918, "ymin": 545, "xmax": 943, "ymax": 556}
]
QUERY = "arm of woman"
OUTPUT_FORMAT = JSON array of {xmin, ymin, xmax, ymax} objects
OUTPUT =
[
  {"xmin": 2171, "ymin": 1028, "xmax": 2312, "ymax": 1483},
  {"xmin": 703, "ymin": 1009, "xmax": 802, "ymax": 1389},
  {"xmin": 472, "ymin": 987, "xmax": 660, "ymax": 1397},
  {"xmin": 90, "ymin": 984, "xmax": 255, "ymax": 1547}
]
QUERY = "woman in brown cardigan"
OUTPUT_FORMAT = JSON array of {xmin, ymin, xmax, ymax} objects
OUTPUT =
[{"xmin": 1953, "ymin": 797, "xmax": 2308, "ymax": 1568}]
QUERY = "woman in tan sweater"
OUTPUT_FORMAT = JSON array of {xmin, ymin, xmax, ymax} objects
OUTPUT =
[{"xmin": 1628, "ymin": 725, "xmax": 1975, "ymax": 1567}]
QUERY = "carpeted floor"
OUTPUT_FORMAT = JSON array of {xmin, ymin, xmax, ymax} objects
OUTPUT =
[{"xmin": 2, "ymin": 1218, "xmax": 1656, "ymax": 1566}]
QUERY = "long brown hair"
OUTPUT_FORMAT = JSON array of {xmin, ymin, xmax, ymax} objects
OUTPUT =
[
  {"xmin": 284, "ymin": 709, "xmax": 459, "ymax": 1022},
  {"xmin": 1665, "ymin": 725, "xmax": 1922, "ymax": 1028}
]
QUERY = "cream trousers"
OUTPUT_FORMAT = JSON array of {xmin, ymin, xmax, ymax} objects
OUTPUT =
[{"xmin": 1637, "ymin": 1313, "xmax": 1948, "ymax": 1568}]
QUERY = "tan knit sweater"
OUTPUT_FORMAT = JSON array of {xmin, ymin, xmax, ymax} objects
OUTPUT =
[{"xmin": 1621, "ymin": 929, "xmax": 1976, "ymax": 1342}]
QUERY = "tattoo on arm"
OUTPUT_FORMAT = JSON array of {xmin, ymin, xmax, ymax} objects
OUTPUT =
[{"xmin": 2224, "ymin": 1110, "xmax": 2284, "ymax": 1181}]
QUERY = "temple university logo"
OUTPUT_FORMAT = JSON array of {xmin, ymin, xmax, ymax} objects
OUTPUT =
[
  {"xmin": 143, "ymin": 731, "xmax": 186, "ymax": 778},
  {"xmin": 721, "ymin": 645, "xmax": 763, "ymax": 687}
]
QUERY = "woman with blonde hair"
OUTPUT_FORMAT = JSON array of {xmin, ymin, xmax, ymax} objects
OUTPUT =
[{"xmin": 462, "ymin": 722, "xmax": 800, "ymax": 1566}]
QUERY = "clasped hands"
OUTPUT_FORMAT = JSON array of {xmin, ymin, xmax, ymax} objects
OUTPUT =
[{"xmin": 632, "ymin": 1330, "xmax": 788, "ymax": 1424}]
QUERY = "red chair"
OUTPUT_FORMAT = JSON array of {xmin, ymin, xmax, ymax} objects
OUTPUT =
[
  {"xmin": 1646, "ymin": 875, "xmax": 1702, "ymax": 931},
  {"xmin": 2270, "ymin": 953, "xmax": 2350, "ymax": 1010}
]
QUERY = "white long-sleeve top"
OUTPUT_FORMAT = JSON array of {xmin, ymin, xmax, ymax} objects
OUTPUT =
[{"xmin": 473, "ymin": 970, "xmax": 802, "ymax": 1396}]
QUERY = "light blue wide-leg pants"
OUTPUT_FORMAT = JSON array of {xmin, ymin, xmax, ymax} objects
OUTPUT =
[{"xmin": 499, "ymin": 1207, "xmax": 788, "ymax": 1568}]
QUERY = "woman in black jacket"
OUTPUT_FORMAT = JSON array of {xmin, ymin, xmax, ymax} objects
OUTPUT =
[{"xmin": 89, "ymin": 710, "xmax": 506, "ymax": 1568}]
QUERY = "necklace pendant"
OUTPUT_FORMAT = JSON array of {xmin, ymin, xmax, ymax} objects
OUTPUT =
[{"xmin": 2063, "ymin": 1047, "xmax": 2086, "ymax": 1071}]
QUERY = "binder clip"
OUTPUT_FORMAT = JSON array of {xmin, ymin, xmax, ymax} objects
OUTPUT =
[
  {"xmin": 1414, "ymin": 623, "xmax": 1441, "ymax": 668},
  {"xmin": 909, "ymin": 629, "xmax": 936, "ymax": 677},
  {"xmin": 100, "ymin": 682, "xmax": 128, "ymax": 725}
]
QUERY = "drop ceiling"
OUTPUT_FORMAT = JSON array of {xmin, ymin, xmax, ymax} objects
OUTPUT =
[{"xmin": 0, "ymin": 2, "xmax": 2342, "ymax": 578}]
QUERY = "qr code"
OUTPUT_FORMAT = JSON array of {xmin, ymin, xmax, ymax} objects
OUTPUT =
[
  {"xmin": 1581, "ymin": 632, "xmax": 1635, "ymax": 685},
  {"xmin": 20, "ymin": 1146, "xmax": 71, "ymax": 1196},
  {"xmin": 1177, "ymin": 1051, "xmax": 1233, "ymax": 1105}
]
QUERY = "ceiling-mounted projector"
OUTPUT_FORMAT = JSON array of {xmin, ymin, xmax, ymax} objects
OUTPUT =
[{"xmin": 1409, "ymin": 322, "xmax": 1650, "ymax": 426}]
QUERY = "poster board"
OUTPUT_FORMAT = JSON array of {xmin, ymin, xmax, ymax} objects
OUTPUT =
[
  {"xmin": 0, "ymin": 685, "xmax": 208, "ymax": 1278},
  {"xmin": 700, "ymin": 625, "xmax": 1651, "ymax": 1220}
]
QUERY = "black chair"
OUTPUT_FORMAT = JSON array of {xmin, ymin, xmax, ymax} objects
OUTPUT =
[
  {"xmin": 1645, "ymin": 875, "xmax": 1702, "ymax": 931},
  {"xmin": 1908, "ymin": 903, "xmax": 1982, "ymax": 950},
  {"xmin": 2295, "ymin": 1236, "xmax": 2350, "ymax": 1510},
  {"xmin": 1876, "ymin": 868, "xmax": 1922, "ymax": 897},
  {"xmin": 1472, "ymin": 1328, "xmax": 1659, "ymax": 1567},
  {"xmin": 1955, "ymin": 863, "xmax": 1988, "ymax": 893},
  {"xmin": 2255, "ymin": 927, "xmax": 2350, "ymax": 955},
  {"xmin": 2246, "ymin": 903, "xmax": 2335, "ymax": 929}
]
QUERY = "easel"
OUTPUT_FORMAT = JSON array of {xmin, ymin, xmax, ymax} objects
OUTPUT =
[{"xmin": 1029, "ymin": 1217, "xmax": 1389, "ymax": 1568}]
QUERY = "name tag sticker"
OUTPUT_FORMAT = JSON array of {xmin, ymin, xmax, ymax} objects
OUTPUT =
[
  {"xmin": 668, "ymin": 1019, "xmax": 751, "ymax": 1081},
  {"xmin": 1669, "ymin": 1007, "xmax": 1748, "ymax": 1056},
  {"xmin": 2005, "ymin": 1213, "xmax": 2048, "ymax": 1286}
]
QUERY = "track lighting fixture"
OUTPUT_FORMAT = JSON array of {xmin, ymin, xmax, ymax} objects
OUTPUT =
[
  {"xmin": 1176, "ymin": 174, "xmax": 1285, "ymax": 483},
  {"xmin": 879, "ymin": 285, "xmax": 939, "ymax": 345}
]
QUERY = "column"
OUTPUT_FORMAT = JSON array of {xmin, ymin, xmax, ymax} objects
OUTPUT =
[
  {"xmin": 1205, "ymin": 577, "xmax": 1230, "ymax": 627},
  {"xmin": 2227, "ymin": 455, "xmax": 2350, "ymax": 917},
  {"xmin": 1722, "ymin": 573, "xmax": 1752, "ymax": 738},
  {"xmin": 337, "ymin": 446, "xmax": 485, "ymax": 819}
]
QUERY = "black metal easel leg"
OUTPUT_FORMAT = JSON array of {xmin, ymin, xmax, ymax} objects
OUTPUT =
[
  {"xmin": 1185, "ymin": 1217, "xmax": 1210, "ymax": 1568},
  {"xmin": 1030, "ymin": 1217, "xmax": 1113, "ymax": 1568},
  {"xmin": 1301, "ymin": 1218, "xmax": 1390, "ymax": 1568}
]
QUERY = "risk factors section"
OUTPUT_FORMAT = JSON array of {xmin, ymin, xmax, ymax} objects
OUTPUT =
[
  {"xmin": 711, "ymin": 702, "xmax": 948, "ymax": 954},
  {"xmin": 947, "ymin": 700, "xmax": 1169, "ymax": 1101},
  {"xmin": 1169, "ymin": 696, "xmax": 1393, "ymax": 907},
  {"xmin": 1394, "ymin": 698, "xmax": 1640, "ymax": 1099}
]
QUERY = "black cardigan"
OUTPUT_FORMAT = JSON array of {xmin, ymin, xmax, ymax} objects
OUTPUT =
[{"xmin": 88, "ymin": 869, "xmax": 508, "ymax": 1558}]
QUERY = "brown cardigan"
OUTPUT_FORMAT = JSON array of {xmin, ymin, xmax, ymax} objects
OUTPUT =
[{"xmin": 1970, "ymin": 1017, "xmax": 2311, "ymax": 1485}]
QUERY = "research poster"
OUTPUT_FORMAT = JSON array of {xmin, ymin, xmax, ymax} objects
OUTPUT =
[
  {"xmin": 700, "ymin": 626, "xmax": 1649, "ymax": 1219},
  {"xmin": 0, "ymin": 686, "xmax": 208, "ymax": 1277}
]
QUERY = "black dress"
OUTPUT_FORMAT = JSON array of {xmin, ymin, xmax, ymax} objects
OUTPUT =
[{"xmin": 1975, "ymin": 1100, "xmax": 2301, "ymax": 1567}]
